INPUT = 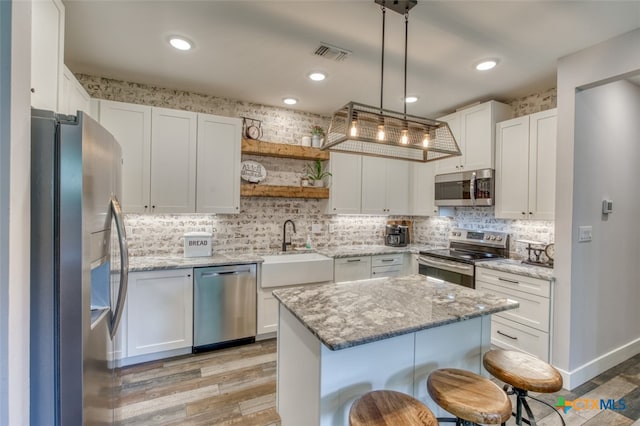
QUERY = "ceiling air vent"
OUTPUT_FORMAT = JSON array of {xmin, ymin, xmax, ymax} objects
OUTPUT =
[{"xmin": 313, "ymin": 42, "xmax": 352, "ymax": 62}]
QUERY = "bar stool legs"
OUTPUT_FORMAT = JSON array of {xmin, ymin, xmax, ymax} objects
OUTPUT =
[{"xmin": 503, "ymin": 384, "xmax": 566, "ymax": 426}]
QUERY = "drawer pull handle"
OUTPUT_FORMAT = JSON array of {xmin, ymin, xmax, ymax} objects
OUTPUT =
[
  {"xmin": 497, "ymin": 330, "xmax": 518, "ymax": 340},
  {"xmin": 347, "ymin": 259, "xmax": 361, "ymax": 263},
  {"xmin": 381, "ymin": 259, "xmax": 394, "ymax": 262},
  {"xmin": 498, "ymin": 277, "xmax": 519, "ymax": 284}
]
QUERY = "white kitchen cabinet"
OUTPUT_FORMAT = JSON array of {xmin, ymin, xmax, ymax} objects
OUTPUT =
[
  {"xmin": 435, "ymin": 101, "xmax": 512, "ymax": 175},
  {"xmin": 126, "ymin": 269, "xmax": 193, "ymax": 358},
  {"xmin": 196, "ymin": 114, "xmax": 242, "ymax": 213},
  {"xmin": 326, "ymin": 152, "xmax": 362, "ymax": 214},
  {"xmin": 475, "ymin": 267, "xmax": 552, "ymax": 361},
  {"xmin": 361, "ymin": 157, "xmax": 410, "ymax": 215},
  {"xmin": 334, "ymin": 256, "xmax": 372, "ymax": 283},
  {"xmin": 495, "ymin": 109, "xmax": 557, "ymax": 220},
  {"xmin": 257, "ymin": 287, "xmax": 280, "ymax": 336},
  {"xmin": 371, "ymin": 253, "xmax": 405, "ymax": 278},
  {"xmin": 150, "ymin": 107, "xmax": 198, "ymax": 212},
  {"xmin": 409, "ymin": 161, "xmax": 437, "ymax": 216},
  {"xmin": 31, "ymin": 0, "xmax": 65, "ymax": 111},
  {"xmin": 60, "ymin": 65, "xmax": 91, "ymax": 116},
  {"xmin": 98, "ymin": 100, "xmax": 152, "ymax": 213}
]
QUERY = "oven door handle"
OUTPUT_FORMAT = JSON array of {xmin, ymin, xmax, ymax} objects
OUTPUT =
[
  {"xmin": 418, "ymin": 256, "xmax": 474, "ymax": 276},
  {"xmin": 470, "ymin": 171, "xmax": 477, "ymax": 205}
]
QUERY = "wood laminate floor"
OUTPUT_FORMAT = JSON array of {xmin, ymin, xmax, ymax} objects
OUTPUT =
[{"xmin": 115, "ymin": 339, "xmax": 640, "ymax": 425}]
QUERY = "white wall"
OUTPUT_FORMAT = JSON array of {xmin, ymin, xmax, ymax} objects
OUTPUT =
[
  {"xmin": 0, "ymin": 0, "xmax": 31, "ymax": 423},
  {"xmin": 554, "ymin": 28, "xmax": 640, "ymax": 389}
]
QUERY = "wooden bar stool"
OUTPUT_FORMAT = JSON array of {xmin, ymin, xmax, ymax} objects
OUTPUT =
[
  {"xmin": 427, "ymin": 368, "xmax": 511, "ymax": 426},
  {"xmin": 483, "ymin": 349, "xmax": 564, "ymax": 426},
  {"xmin": 349, "ymin": 390, "xmax": 438, "ymax": 426}
]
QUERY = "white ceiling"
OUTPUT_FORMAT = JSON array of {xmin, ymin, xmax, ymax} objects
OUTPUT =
[{"xmin": 64, "ymin": 1, "xmax": 640, "ymax": 117}]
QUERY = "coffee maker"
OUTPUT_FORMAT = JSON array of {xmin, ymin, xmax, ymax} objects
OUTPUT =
[{"xmin": 385, "ymin": 224, "xmax": 409, "ymax": 247}]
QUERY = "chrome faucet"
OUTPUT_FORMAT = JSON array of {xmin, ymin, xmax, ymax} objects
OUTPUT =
[{"xmin": 282, "ymin": 219, "xmax": 296, "ymax": 252}]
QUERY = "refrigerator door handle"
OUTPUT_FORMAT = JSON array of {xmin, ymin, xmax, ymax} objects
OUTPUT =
[{"xmin": 110, "ymin": 195, "xmax": 129, "ymax": 338}]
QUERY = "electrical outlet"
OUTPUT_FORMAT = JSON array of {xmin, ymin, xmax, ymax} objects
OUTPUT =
[
  {"xmin": 578, "ymin": 226, "xmax": 592, "ymax": 242},
  {"xmin": 312, "ymin": 224, "xmax": 322, "ymax": 234}
]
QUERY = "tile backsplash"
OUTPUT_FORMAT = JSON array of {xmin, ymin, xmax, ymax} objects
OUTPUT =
[{"xmin": 79, "ymin": 74, "xmax": 555, "ymax": 260}]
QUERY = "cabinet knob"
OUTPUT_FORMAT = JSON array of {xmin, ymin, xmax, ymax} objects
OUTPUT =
[
  {"xmin": 333, "ymin": 208, "xmax": 337, "ymax": 211},
  {"xmin": 521, "ymin": 212, "xmax": 526, "ymax": 215},
  {"xmin": 144, "ymin": 205, "xmax": 148, "ymax": 209},
  {"xmin": 187, "ymin": 274, "xmax": 191, "ymax": 278},
  {"xmin": 152, "ymin": 205, "xmax": 156, "ymax": 209},
  {"xmin": 30, "ymin": 88, "xmax": 35, "ymax": 93},
  {"xmin": 529, "ymin": 212, "xmax": 533, "ymax": 215}
]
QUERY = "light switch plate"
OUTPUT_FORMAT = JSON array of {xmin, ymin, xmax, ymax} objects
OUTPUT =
[{"xmin": 578, "ymin": 226, "xmax": 592, "ymax": 242}]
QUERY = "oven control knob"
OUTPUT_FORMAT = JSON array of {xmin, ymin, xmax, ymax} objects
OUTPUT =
[
  {"xmin": 496, "ymin": 236, "xmax": 503, "ymax": 241},
  {"xmin": 490, "ymin": 235, "xmax": 496, "ymax": 240},
  {"xmin": 484, "ymin": 235, "xmax": 490, "ymax": 240}
]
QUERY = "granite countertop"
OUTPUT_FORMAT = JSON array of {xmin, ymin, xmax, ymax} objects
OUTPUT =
[
  {"xmin": 475, "ymin": 258, "xmax": 554, "ymax": 281},
  {"xmin": 319, "ymin": 244, "xmax": 443, "ymax": 258},
  {"xmin": 273, "ymin": 274, "xmax": 518, "ymax": 351},
  {"xmin": 128, "ymin": 243, "xmax": 444, "ymax": 272},
  {"xmin": 128, "ymin": 253, "xmax": 265, "ymax": 272}
]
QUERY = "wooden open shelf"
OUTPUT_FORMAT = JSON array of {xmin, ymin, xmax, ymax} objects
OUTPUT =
[
  {"xmin": 241, "ymin": 184, "xmax": 329, "ymax": 199},
  {"xmin": 241, "ymin": 139, "xmax": 329, "ymax": 161}
]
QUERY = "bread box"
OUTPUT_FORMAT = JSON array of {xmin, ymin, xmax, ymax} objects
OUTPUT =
[{"xmin": 183, "ymin": 232, "xmax": 212, "ymax": 258}]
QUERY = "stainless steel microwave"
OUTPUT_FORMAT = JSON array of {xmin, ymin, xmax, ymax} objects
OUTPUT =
[{"xmin": 434, "ymin": 168, "xmax": 495, "ymax": 206}]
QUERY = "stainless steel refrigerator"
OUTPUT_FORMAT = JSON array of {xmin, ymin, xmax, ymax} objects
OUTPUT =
[{"xmin": 30, "ymin": 109, "xmax": 129, "ymax": 425}]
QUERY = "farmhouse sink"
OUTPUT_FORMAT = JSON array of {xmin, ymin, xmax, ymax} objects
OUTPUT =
[{"xmin": 261, "ymin": 252, "xmax": 334, "ymax": 288}]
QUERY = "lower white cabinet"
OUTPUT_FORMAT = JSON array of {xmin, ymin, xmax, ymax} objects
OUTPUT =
[
  {"xmin": 126, "ymin": 269, "xmax": 194, "ymax": 359},
  {"xmin": 334, "ymin": 253, "xmax": 410, "ymax": 283},
  {"xmin": 257, "ymin": 287, "xmax": 280, "ymax": 336},
  {"xmin": 475, "ymin": 267, "xmax": 552, "ymax": 361},
  {"xmin": 334, "ymin": 256, "xmax": 372, "ymax": 283}
]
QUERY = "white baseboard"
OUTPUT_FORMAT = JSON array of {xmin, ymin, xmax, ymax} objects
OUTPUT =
[{"xmin": 557, "ymin": 336, "xmax": 640, "ymax": 390}]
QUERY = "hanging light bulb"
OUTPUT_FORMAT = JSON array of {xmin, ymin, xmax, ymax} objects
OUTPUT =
[
  {"xmin": 377, "ymin": 124, "xmax": 385, "ymax": 141},
  {"xmin": 422, "ymin": 132, "xmax": 430, "ymax": 147},
  {"xmin": 401, "ymin": 129, "xmax": 409, "ymax": 144},
  {"xmin": 350, "ymin": 111, "xmax": 358, "ymax": 137}
]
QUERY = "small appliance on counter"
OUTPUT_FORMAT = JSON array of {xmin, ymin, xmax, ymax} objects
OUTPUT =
[
  {"xmin": 385, "ymin": 223, "xmax": 410, "ymax": 247},
  {"xmin": 518, "ymin": 240, "xmax": 554, "ymax": 268}
]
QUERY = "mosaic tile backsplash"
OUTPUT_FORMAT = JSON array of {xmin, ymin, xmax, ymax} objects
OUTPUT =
[{"xmin": 78, "ymin": 74, "xmax": 555, "ymax": 260}]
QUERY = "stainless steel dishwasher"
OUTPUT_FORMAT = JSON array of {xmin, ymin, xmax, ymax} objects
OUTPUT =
[{"xmin": 193, "ymin": 264, "xmax": 257, "ymax": 352}]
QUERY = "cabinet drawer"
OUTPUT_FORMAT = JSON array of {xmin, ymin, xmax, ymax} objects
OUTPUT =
[
  {"xmin": 334, "ymin": 256, "xmax": 372, "ymax": 283},
  {"xmin": 476, "ymin": 267, "xmax": 550, "ymax": 297},
  {"xmin": 491, "ymin": 316, "xmax": 549, "ymax": 362},
  {"xmin": 477, "ymin": 281, "xmax": 549, "ymax": 332},
  {"xmin": 371, "ymin": 254, "xmax": 403, "ymax": 267},
  {"xmin": 371, "ymin": 266, "xmax": 403, "ymax": 278}
]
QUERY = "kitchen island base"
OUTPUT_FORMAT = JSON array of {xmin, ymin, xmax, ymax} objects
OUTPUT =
[{"xmin": 276, "ymin": 306, "xmax": 492, "ymax": 426}]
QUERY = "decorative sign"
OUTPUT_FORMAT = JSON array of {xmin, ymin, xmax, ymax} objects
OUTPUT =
[{"xmin": 240, "ymin": 160, "xmax": 267, "ymax": 183}]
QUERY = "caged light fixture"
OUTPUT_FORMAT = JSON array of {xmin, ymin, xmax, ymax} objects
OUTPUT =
[{"xmin": 321, "ymin": 0, "xmax": 461, "ymax": 163}]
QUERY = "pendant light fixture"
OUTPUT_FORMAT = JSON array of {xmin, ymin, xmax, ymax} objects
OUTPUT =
[{"xmin": 321, "ymin": 0, "xmax": 461, "ymax": 163}]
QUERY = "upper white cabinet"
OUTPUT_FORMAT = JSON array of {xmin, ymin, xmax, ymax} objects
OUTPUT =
[
  {"xmin": 196, "ymin": 114, "xmax": 242, "ymax": 213},
  {"xmin": 31, "ymin": 0, "xmax": 65, "ymax": 111},
  {"xmin": 60, "ymin": 66, "xmax": 91, "ymax": 116},
  {"xmin": 435, "ymin": 101, "xmax": 512, "ymax": 175},
  {"xmin": 409, "ymin": 161, "xmax": 437, "ymax": 216},
  {"xmin": 150, "ymin": 107, "xmax": 198, "ymax": 213},
  {"xmin": 495, "ymin": 108, "xmax": 557, "ymax": 220},
  {"xmin": 326, "ymin": 152, "xmax": 362, "ymax": 214},
  {"xmin": 97, "ymin": 100, "xmax": 241, "ymax": 214},
  {"xmin": 98, "ymin": 100, "xmax": 152, "ymax": 213},
  {"xmin": 361, "ymin": 157, "xmax": 410, "ymax": 215}
]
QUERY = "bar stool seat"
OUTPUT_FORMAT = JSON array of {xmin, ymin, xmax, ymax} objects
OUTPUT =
[
  {"xmin": 427, "ymin": 368, "xmax": 511, "ymax": 425},
  {"xmin": 483, "ymin": 349, "xmax": 563, "ymax": 393},
  {"xmin": 483, "ymin": 350, "xmax": 564, "ymax": 426},
  {"xmin": 349, "ymin": 390, "xmax": 438, "ymax": 426}
]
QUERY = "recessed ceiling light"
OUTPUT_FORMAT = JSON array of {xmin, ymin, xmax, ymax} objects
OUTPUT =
[
  {"xmin": 404, "ymin": 96, "xmax": 419, "ymax": 103},
  {"xmin": 308, "ymin": 72, "xmax": 327, "ymax": 82},
  {"xmin": 475, "ymin": 59, "xmax": 498, "ymax": 71},
  {"xmin": 169, "ymin": 37, "xmax": 192, "ymax": 51},
  {"xmin": 283, "ymin": 97, "xmax": 298, "ymax": 105}
]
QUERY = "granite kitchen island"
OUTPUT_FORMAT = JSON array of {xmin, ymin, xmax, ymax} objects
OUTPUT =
[{"xmin": 273, "ymin": 275, "xmax": 518, "ymax": 426}]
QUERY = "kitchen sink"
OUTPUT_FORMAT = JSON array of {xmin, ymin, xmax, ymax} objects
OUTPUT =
[{"xmin": 261, "ymin": 252, "xmax": 334, "ymax": 288}]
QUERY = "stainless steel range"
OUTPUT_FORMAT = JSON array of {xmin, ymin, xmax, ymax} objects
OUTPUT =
[{"xmin": 418, "ymin": 228, "xmax": 509, "ymax": 288}]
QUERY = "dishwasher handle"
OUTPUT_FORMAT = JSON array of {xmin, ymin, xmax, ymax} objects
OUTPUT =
[{"xmin": 200, "ymin": 269, "xmax": 253, "ymax": 278}]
